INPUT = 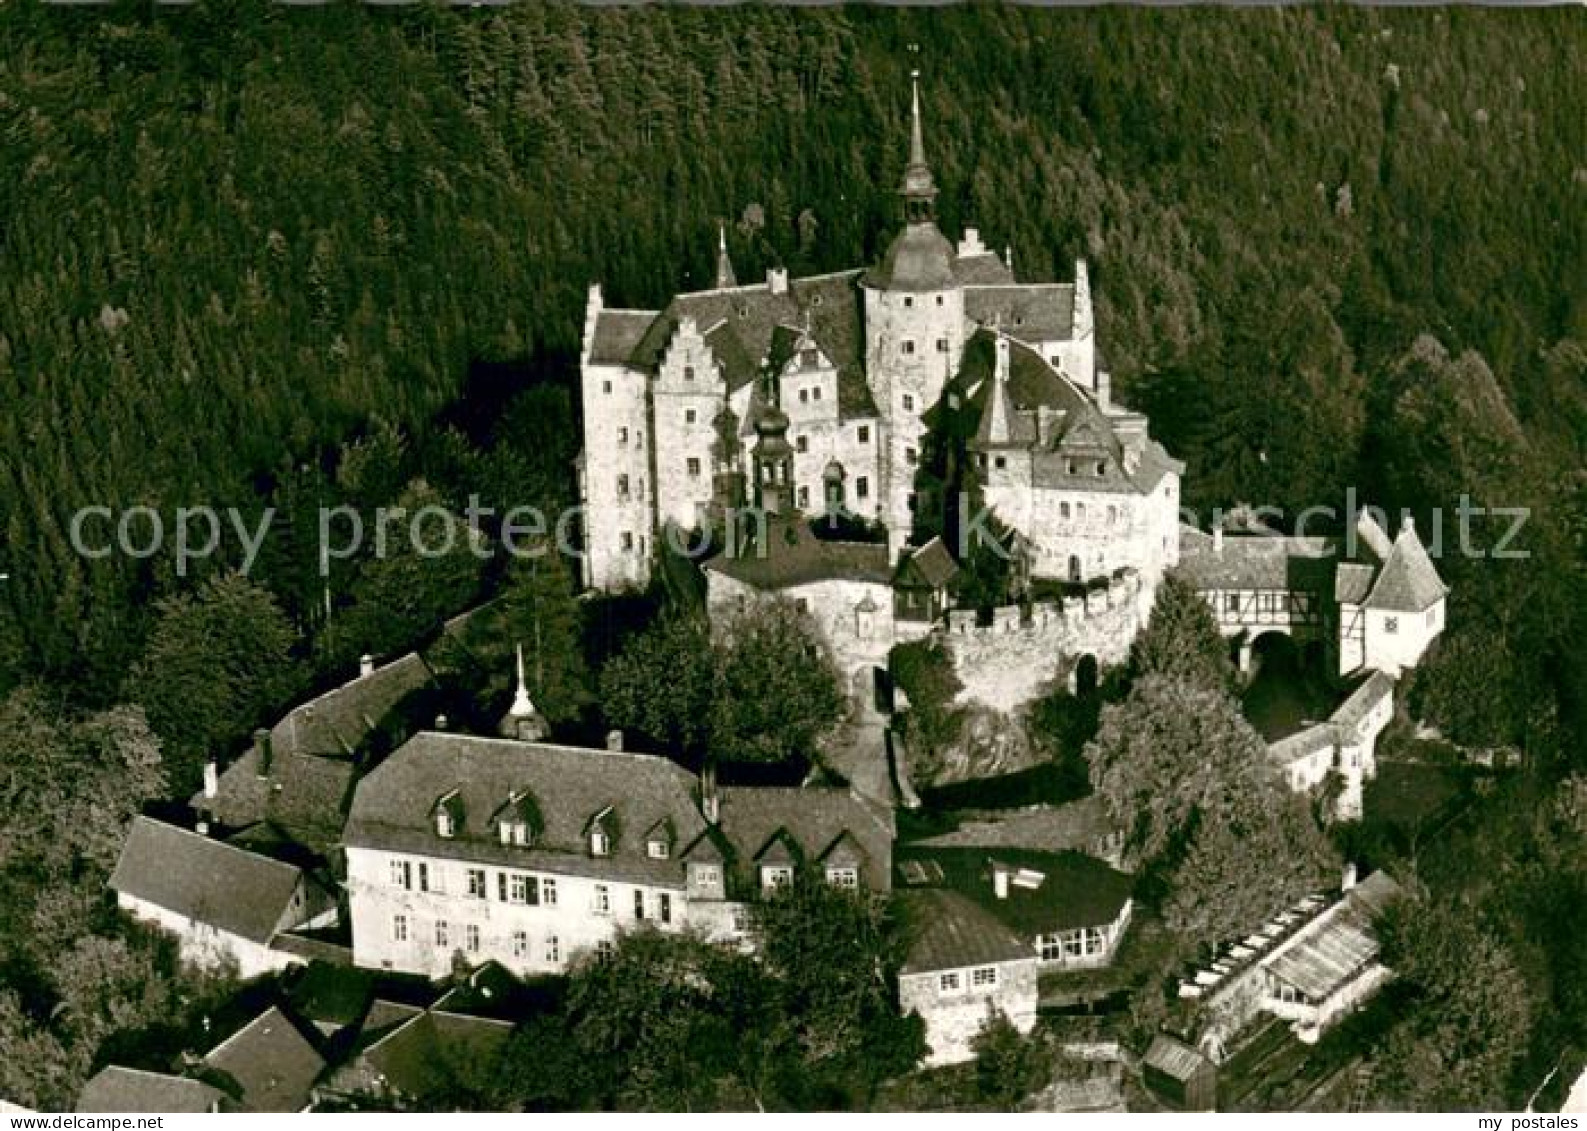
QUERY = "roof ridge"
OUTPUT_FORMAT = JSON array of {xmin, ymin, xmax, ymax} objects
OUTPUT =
[
  {"xmin": 130, "ymin": 816, "xmax": 303, "ymax": 876},
  {"xmin": 413, "ymin": 731, "xmax": 695, "ymax": 771}
]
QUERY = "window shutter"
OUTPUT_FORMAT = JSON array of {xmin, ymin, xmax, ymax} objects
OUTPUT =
[
  {"xmin": 497, "ymin": 872, "xmax": 507, "ymax": 902},
  {"xmin": 527, "ymin": 877, "xmax": 540, "ymax": 906}
]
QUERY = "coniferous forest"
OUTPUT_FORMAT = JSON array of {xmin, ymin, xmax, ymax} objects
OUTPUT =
[{"xmin": 0, "ymin": 0, "xmax": 1585, "ymax": 1112}]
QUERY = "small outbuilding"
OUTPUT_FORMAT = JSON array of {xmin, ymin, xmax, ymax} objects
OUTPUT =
[{"xmin": 1143, "ymin": 1033, "xmax": 1217, "ymax": 1110}]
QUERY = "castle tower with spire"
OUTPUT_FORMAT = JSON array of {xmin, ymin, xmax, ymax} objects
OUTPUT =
[{"xmin": 577, "ymin": 73, "xmax": 1150, "ymax": 593}]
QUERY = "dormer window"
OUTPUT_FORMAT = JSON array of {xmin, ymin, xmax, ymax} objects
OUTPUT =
[
  {"xmin": 499, "ymin": 820, "xmax": 532, "ymax": 847},
  {"xmin": 1094, "ymin": 460, "xmax": 1106, "ymax": 477},
  {"xmin": 648, "ymin": 839, "xmax": 670, "ymax": 859},
  {"xmin": 434, "ymin": 790, "xmax": 463, "ymax": 839},
  {"xmin": 591, "ymin": 829, "xmax": 610, "ymax": 857},
  {"xmin": 761, "ymin": 865, "xmax": 794, "ymax": 892},
  {"xmin": 495, "ymin": 789, "xmax": 542, "ymax": 848}
]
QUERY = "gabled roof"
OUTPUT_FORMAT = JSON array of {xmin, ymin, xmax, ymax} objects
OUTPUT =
[
  {"xmin": 1175, "ymin": 531, "xmax": 1338, "ymax": 594},
  {"xmin": 898, "ymin": 888, "xmax": 1034, "ymax": 975},
  {"xmin": 202, "ymin": 1006, "xmax": 326, "ymax": 1113},
  {"xmin": 1363, "ymin": 522, "xmax": 1447, "ymax": 612},
  {"xmin": 714, "ymin": 784, "xmax": 895, "ymax": 892},
  {"xmin": 703, "ymin": 517, "xmax": 893, "ymax": 591},
  {"xmin": 952, "ymin": 253, "xmax": 1016, "ymax": 287},
  {"xmin": 964, "ymin": 283, "xmax": 1077, "ymax": 343},
  {"xmin": 911, "ymin": 796, "xmax": 1119, "ymax": 854},
  {"xmin": 895, "ymin": 535, "xmax": 959, "ymax": 591},
  {"xmin": 345, "ymin": 733, "xmax": 708, "ymax": 887},
  {"xmin": 1330, "ymin": 670, "xmax": 1396, "ymax": 734},
  {"xmin": 894, "ymin": 845, "xmax": 1133, "ymax": 936},
  {"xmin": 1262, "ymin": 873, "xmax": 1401, "ymax": 1002},
  {"xmin": 588, "ymin": 309, "xmax": 658, "ymax": 366},
  {"xmin": 1335, "ymin": 562, "xmax": 1376, "ymax": 605},
  {"xmin": 621, "ymin": 270, "xmax": 876, "ymax": 420},
  {"xmin": 109, "ymin": 817, "xmax": 307, "ymax": 945},
  {"xmin": 77, "ymin": 1067, "xmax": 225, "ymax": 1113},
  {"xmin": 1143, "ymin": 1035, "xmax": 1212, "ymax": 1083},
  {"xmin": 270, "ymin": 652, "xmax": 434, "ymax": 761},
  {"xmin": 355, "ymin": 1010, "xmax": 513, "ymax": 1102}
]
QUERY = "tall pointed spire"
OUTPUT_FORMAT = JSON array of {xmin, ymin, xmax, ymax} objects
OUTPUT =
[
  {"xmin": 510, "ymin": 643, "xmax": 535, "ymax": 718},
  {"xmin": 900, "ymin": 69, "xmax": 939, "ymax": 223},
  {"xmin": 714, "ymin": 223, "xmax": 736, "ymax": 289}
]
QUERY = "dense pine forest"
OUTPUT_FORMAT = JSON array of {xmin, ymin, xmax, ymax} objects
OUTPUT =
[{"xmin": 0, "ymin": 0, "xmax": 1585, "ymax": 1111}]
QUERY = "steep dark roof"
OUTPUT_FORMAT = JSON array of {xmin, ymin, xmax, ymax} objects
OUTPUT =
[
  {"xmin": 202, "ymin": 1007, "xmax": 326, "ymax": 1113},
  {"xmin": 898, "ymin": 888, "xmax": 1033, "ymax": 974},
  {"xmin": 587, "ymin": 309, "xmax": 657, "ymax": 365},
  {"xmin": 109, "ymin": 818, "xmax": 306, "ymax": 945},
  {"xmin": 1175, "ymin": 532, "xmax": 1338, "ymax": 594},
  {"xmin": 894, "ymin": 845, "xmax": 1133, "ymax": 936},
  {"xmin": 355, "ymin": 1010, "xmax": 513, "ymax": 1101},
  {"xmin": 895, "ymin": 535, "xmax": 959, "ymax": 590},
  {"xmin": 952, "ymin": 253, "xmax": 1016, "ymax": 287},
  {"xmin": 1144, "ymin": 1035, "xmax": 1212, "ymax": 1082},
  {"xmin": 77, "ymin": 1067, "xmax": 224, "ymax": 1113},
  {"xmin": 345, "ymin": 733, "xmax": 708, "ymax": 887},
  {"xmin": 964, "ymin": 283, "xmax": 1077, "ymax": 342},
  {"xmin": 703, "ymin": 518, "xmax": 893, "ymax": 590},
  {"xmin": 1364, "ymin": 523, "xmax": 1447, "ymax": 612},
  {"xmin": 624, "ymin": 271, "xmax": 875, "ymax": 421},
  {"xmin": 1335, "ymin": 562, "xmax": 1376, "ymax": 605},
  {"xmin": 911, "ymin": 796, "xmax": 1118, "ymax": 854},
  {"xmin": 863, "ymin": 221, "xmax": 957, "ymax": 291},
  {"xmin": 712, "ymin": 784, "xmax": 896, "ymax": 892},
  {"xmin": 270, "ymin": 652, "xmax": 434, "ymax": 759},
  {"xmin": 286, "ymin": 962, "xmax": 379, "ymax": 1031}
]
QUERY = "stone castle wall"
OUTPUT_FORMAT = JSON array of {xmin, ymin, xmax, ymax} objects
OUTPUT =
[{"xmin": 937, "ymin": 571, "xmax": 1150, "ymax": 714}]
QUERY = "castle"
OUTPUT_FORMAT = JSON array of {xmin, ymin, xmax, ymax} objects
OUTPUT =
[{"xmin": 577, "ymin": 75, "xmax": 1181, "ymax": 609}]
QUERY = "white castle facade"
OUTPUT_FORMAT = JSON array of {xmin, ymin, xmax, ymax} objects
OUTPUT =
[{"xmin": 577, "ymin": 78, "xmax": 1181, "ymax": 604}]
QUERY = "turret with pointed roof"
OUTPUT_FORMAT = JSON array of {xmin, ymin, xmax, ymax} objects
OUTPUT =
[
  {"xmin": 499, "ymin": 644, "xmax": 549, "ymax": 742},
  {"xmin": 714, "ymin": 223, "xmax": 736, "ymax": 290}
]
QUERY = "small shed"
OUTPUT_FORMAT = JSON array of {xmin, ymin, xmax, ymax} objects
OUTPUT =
[
  {"xmin": 893, "ymin": 536, "xmax": 960, "ymax": 622},
  {"xmin": 1142, "ymin": 1033, "xmax": 1217, "ymax": 1111}
]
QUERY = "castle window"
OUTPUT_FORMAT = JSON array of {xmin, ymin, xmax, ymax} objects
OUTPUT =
[
  {"xmin": 1384, "ymin": 616, "xmax": 1399, "ymax": 635},
  {"xmin": 936, "ymin": 338, "xmax": 948, "ymax": 353},
  {"xmin": 647, "ymin": 837, "xmax": 670, "ymax": 860},
  {"xmin": 1066, "ymin": 459, "xmax": 1077, "ymax": 476},
  {"xmin": 545, "ymin": 936, "xmax": 560, "ymax": 964},
  {"xmin": 634, "ymin": 890, "xmax": 646, "ymax": 920},
  {"xmin": 797, "ymin": 435, "xmax": 809, "ymax": 453},
  {"xmin": 507, "ymin": 874, "xmax": 538, "ymax": 905},
  {"xmin": 543, "ymin": 879, "xmax": 557, "ymax": 905},
  {"xmin": 1226, "ymin": 594, "xmax": 1240, "ymax": 613},
  {"xmin": 466, "ymin": 869, "xmax": 486, "ymax": 899},
  {"xmin": 761, "ymin": 865, "xmax": 794, "ymax": 892},
  {"xmin": 596, "ymin": 939, "xmax": 616, "ymax": 961},
  {"xmin": 935, "ymin": 295, "xmax": 945, "ymax": 307},
  {"xmin": 620, "ymin": 532, "xmax": 634, "ymax": 551},
  {"xmin": 858, "ymin": 425, "xmax": 870, "ymax": 443},
  {"xmin": 659, "ymin": 893, "xmax": 672, "ymax": 923},
  {"xmin": 801, "ymin": 348, "xmax": 819, "ymax": 368},
  {"xmin": 994, "ymin": 456, "xmax": 1007, "ymax": 471},
  {"xmin": 906, "ymin": 447, "xmax": 918, "ymax": 465},
  {"xmin": 465, "ymin": 924, "xmax": 480, "ymax": 953},
  {"xmin": 435, "ymin": 921, "xmax": 449, "ymax": 949},
  {"xmin": 972, "ymin": 966, "xmax": 998, "ymax": 988},
  {"xmin": 903, "ymin": 296, "xmax": 914, "ymax": 308},
  {"xmin": 618, "ymin": 426, "xmax": 628, "ymax": 444},
  {"xmin": 512, "ymin": 930, "xmax": 529, "ymax": 959},
  {"xmin": 1060, "ymin": 502, "xmax": 1070, "ymax": 519},
  {"xmin": 594, "ymin": 884, "xmax": 611, "ymax": 914},
  {"xmin": 684, "ymin": 365, "xmax": 696, "ymax": 381},
  {"xmin": 812, "ymin": 387, "xmax": 822, "ymax": 401},
  {"xmin": 939, "ymin": 972, "xmax": 961, "ymax": 993},
  {"xmin": 856, "ymin": 476, "xmax": 870, "ymax": 500},
  {"xmin": 390, "ymin": 859, "xmax": 412, "ymax": 889},
  {"xmin": 800, "ymin": 388, "xmax": 809, "ymax": 404},
  {"xmin": 685, "ymin": 408, "xmax": 697, "ymax": 424},
  {"xmin": 392, "ymin": 914, "xmax": 408, "ymax": 943},
  {"xmin": 1107, "ymin": 505, "xmax": 1118, "ymax": 524},
  {"xmin": 617, "ymin": 474, "xmax": 630, "ymax": 499},
  {"xmin": 687, "ymin": 457, "xmax": 702, "ymax": 478},
  {"xmin": 602, "ymin": 380, "xmax": 612, "ymax": 395},
  {"xmin": 1095, "ymin": 460, "xmax": 1106, "ymax": 477},
  {"xmin": 693, "ymin": 864, "xmax": 721, "ymax": 889},
  {"xmin": 798, "ymin": 486, "xmax": 810, "ymax": 509},
  {"xmin": 590, "ymin": 829, "xmax": 611, "ymax": 857},
  {"xmin": 902, "ymin": 394, "xmax": 915, "ymax": 411},
  {"xmin": 826, "ymin": 867, "xmax": 859, "ymax": 889},
  {"xmin": 902, "ymin": 339, "xmax": 916, "ymax": 355}
]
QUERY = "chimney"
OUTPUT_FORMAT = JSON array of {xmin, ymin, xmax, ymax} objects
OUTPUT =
[
  {"xmin": 1403, "ymin": 514, "xmax": 1416, "ymax": 537},
  {"xmin": 1342, "ymin": 861, "xmax": 1359, "ymax": 892},
  {"xmin": 767, "ymin": 266, "xmax": 788, "ymax": 295},
  {"xmin": 435, "ymin": 714, "xmax": 449, "ymax": 731},
  {"xmin": 195, "ymin": 819, "xmax": 210, "ymax": 837},
  {"xmin": 253, "ymin": 727, "xmax": 272, "ymax": 777},
  {"xmin": 606, "ymin": 728, "xmax": 624, "ymax": 752},
  {"xmin": 203, "ymin": 759, "xmax": 219, "ymax": 799},
  {"xmin": 1213, "ymin": 525, "xmax": 1224, "ymax": 555},
  {"xmin": 359, "ymin": 653, "xmax": 375, "ymax": 678},
  {"xmin": 957, "ymin": 227, "xmax": 986, "ymax": 257},
  {"xmin": 1096, "ymin": 369, "xmax": 1112, "ymax": 413},
  {"xmin": 992, "ymin": 864, "xmax": 1010, "ymax": 900}
]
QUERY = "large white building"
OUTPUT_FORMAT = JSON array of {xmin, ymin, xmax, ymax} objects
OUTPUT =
[
  {"xmin": 342, "ymin": 729, "xmax": 894, "ymax": 978},
  {"xmin": 577, "ymin": 77, "xmax": 1181, "ymax": 600}
]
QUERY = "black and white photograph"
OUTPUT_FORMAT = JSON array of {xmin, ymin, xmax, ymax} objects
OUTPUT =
[{"xmin": 0, "ymin": 0, "xmax": 1583, "ymax": 1117}]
